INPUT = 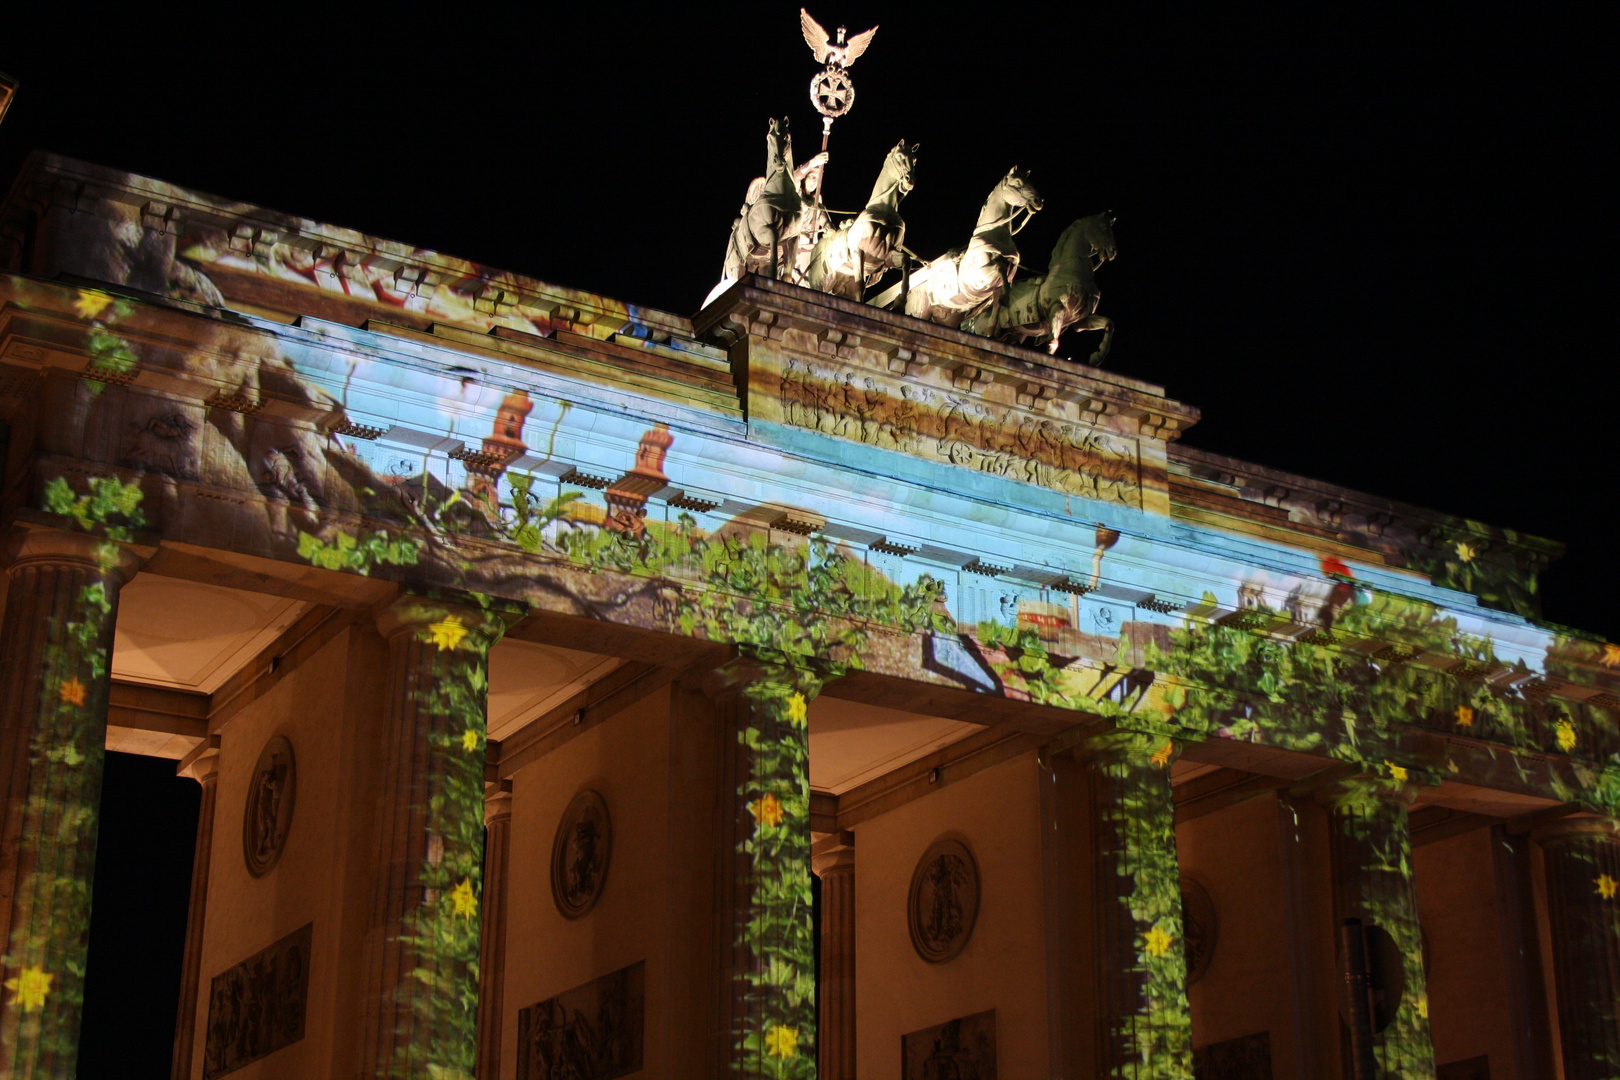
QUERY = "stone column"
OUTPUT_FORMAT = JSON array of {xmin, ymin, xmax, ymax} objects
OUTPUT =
[
  {"xmin": 0, "ymin": 528, "xmax": 140, "ymax": 1078},
  {"xmin": 1534, "ymin": 815, "xmax": 1620, "ymax": 1080},
  {"xmin": 1488, "ymin": 825, "xmax": 1554, "ymax": 1079},
  {"xmin": 475, "ymin": 781, "xmax": 513, "ymax": 1080},
  {"xmin": 170, "ymin": 738, "xmax": 221, "ymax": 1080},
  {"xmin": 812, "ymin": 832, "xmax": 855, "ymax": 1080},
  {"xmin": 710, "ymin": 657, "xmax": 827, "ymax": 1078},
  {"xmin": 1317, "ymin": 776, "xmax": 1435, "ymax": 1080},
  {"xmin": 357, "ymin": 596, "xmax": 506, "ymax": 1080},
  {"xmin": 1074, "ymin": 731, "xmax": 1193, "ymax": 1079}
]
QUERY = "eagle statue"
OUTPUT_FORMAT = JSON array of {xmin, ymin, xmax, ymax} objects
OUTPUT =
[{"xmin": 799, "ymin": 8, "xmax": 878, "ymax": 69}]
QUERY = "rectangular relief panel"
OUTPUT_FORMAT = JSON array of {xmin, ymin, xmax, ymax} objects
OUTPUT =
[
  {"xmin": 902, "ymin": 1008, "xmax": 997, "ymax": 1079},
  {"xmin": 201, "ymin": 922, "xmax": 312, "ymax": 1079},
  {"xmin": 516, "ymin": 960, "xmax": 645, "ymax": 1080},
  {"xmin": 1192, "ymin": 1030, "xmax": 1272, "ymax": 1080}
]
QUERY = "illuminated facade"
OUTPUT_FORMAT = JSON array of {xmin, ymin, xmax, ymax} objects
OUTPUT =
[{"xmin": 0, "ymin": 154, "xmax": 1617, "ymax": 1080}]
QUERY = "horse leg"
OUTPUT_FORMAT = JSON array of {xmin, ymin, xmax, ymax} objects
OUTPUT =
[
  {"xmin": 767, "ymin": 221, "xmax": 780, "ymax": 280},
  {"xmin": 1047, "ymin": 311, "xmax": 1067, "ymax": 355},
  {"xmin": 1090, "ymin": 315, "xmax": 1114, "ymax": 365}
]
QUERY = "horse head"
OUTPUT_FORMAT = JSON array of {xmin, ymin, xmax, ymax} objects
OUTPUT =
[
  {"xmin": 884, "ymin": 140, "xmax": 920, "ymax": 198},
  {"xmin": 998, "ymin": 167, "xmax": 1045, "ymax": 214},
  {"xmin": 1081, "ymin": 211, "xmax": 1118, "ymax": 265},
  {"xmin": 765, "ymin": 116, "xmax": 793, "ymax": 176}
]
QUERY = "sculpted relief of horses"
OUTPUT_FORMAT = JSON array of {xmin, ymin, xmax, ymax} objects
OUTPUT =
[
  {"xmin": 904, "ymin": 167, "xmax": 1043, "ymax": 329},
  {"xmin": 963, "ymin": 212, "xmax": 1117, "ymax": 363},
  {"xmin": 804, "ymin": 140, "xmax": 918, "ymax": 301}
]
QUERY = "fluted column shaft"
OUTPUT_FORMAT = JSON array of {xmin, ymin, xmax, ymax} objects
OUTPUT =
[
  {"xmin": 0, "ymin": 529, "xmax": 140, "ymax": 1078},
  {"xmin": 475, "ymin": 782, "xmax": 513, "ymax": 1080},
  {"xmin": 1075, "ymin": 731, "xmax": 1193, "ymax": 1080},
  {"xmin": 1535, "ymin": 816, "xmax": 1620, "ymax": 1080},
  {"xmin": 710, "ymin": 658, "xmax": 826, "ymax": 1079},
  {"xmin": 169, "ymin": 744, "xmax": 219, "ymax": 1080},
  {"xmin": 358, "ymin": 597, "xmax": 506, "ymax": 1080},
  {"xmin": 812, "ymin": 839, "xmax": 855, "ymax": 1080},
  {"xmin": 1318, "ymin": 777, "xmax": 1435, "ymax": 1080}
]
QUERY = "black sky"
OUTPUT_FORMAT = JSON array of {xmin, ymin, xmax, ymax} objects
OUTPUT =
[
  {"xmin": 4, "ymin": 4, "xmax": 1614, "ymax": 635},
  {"xmin": 1, "ymin": 6, "xmax": 1615, "ymax": 1074}
]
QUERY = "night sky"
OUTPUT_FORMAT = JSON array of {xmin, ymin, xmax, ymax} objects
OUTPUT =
[{"xmin": 2, "ymin": 5, "xmax": 1613, "ymax": 1074}]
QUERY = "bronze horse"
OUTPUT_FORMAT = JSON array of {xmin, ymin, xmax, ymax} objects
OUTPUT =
[
  {"xmin": 963, "ymin": 212, "xmax": 1117, "ymax": 362},
  {"xmin": 704, "ymin": 117, "xmax": 805, "ymax": 307},
  {"xmin": 903, "ymin": 167, "xmax": 1043, "ymax": 328},
  {"xmin": 804, "ymin": 140, "xmax": 919, "ymax": 301}
]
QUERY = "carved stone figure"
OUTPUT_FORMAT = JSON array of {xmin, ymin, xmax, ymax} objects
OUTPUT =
[
  {"xmin": 791, "ymin": 150, "xmax": 832, "ymax": 279},
  {"xmin": 705, "ymin": 118, "xmax": 805, "ymax": 307},
  {"xmin": 203, "ymin": 924, "xmax": 312, "ymax": 1079},
  {"xmin": 1180, "ymin": 875, "xmax": 1218, "ymax": 985},
  {"xmin": 242, "ymin": 736, "xmax": 296, "ymax": 877},
  {"xmin": 963, "ymin": 212, "xmax": 1117, "ymax": 362},
  {"xmin": 551, "ymin": 789, "xmax": 612, "ymax": 919},
  {"xmin": 901, "ymin": 1010, "xmax": 997, "ymax": 1080},
  {"xmin": 804, "ymin": 140, "xmax": 918, "ymax": 300},
  {"xmin": 908, "ymin": 838, "xmax": 980, "ymax": 963},
  {"xmin": 516, "ymin": 961, "xmax": 645, "ymax": 1080},
  {"xmin": 902, "ymin": 168, "xmax": 1043, "ymax": 328}
]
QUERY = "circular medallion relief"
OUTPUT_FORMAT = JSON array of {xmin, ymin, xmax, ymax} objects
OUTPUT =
[
  {"xmin": 243, "ymin": 736, "xmax": 296, "ymax": 877},
  {"xmin": 551, "ymin": 789, "xmax": 612, "ymax": 919},
  {"xmin": 908, "ymin": 838, "xmax": 980, "ymax": 963},
  {"xmin": 1179, "ymin": 875, "xmax": 1217, "ymax": 985}
]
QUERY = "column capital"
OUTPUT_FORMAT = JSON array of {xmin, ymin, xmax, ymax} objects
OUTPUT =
[
  {"xmin": 177, "ymin": 734, "xmax": 222, "ymax": 784},
  {"xmin": 3, "ymin": 523, "xmax": 147, "ymax": 582},
  {"xmin": 484, "ymin": 779, "xmax": 514, "ymax": 826},
  {"xmin": 1312, "ymin": 772, "xmax": 1421, "ymax": 814},
  {"xmin": 698, "ymin": 650, "xmax": 838, "ymax": 701},
  {"xmin": 1533, "ymin": 813, "xmax": 1620, "ymax": 846},
  {"xmin": 812, "ymin": 830, "xmax": 855, "ymax": 878},
  {"xmin": 1070, "ymin": 728, "xmax": 1185, "ymax": 769},
  {"xmin": 375, "ymin": 594, "xmax": 511, "ymax": 652}
]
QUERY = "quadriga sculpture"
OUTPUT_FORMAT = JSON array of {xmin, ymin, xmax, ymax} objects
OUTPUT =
[
  {"xmin": 804, "ymin": 140, "xmax": 918, "ymax": 300},
  {"xmin": 963, "ymin": 212, "xmax": 1117, "ymax": 363},
  {"xmin": 903, "ymin": 167, "xmax": 1043, "ymax": 329},
  {"xmin": 704, "ymin": 117, "xmax": 805, "ymax": 308}
]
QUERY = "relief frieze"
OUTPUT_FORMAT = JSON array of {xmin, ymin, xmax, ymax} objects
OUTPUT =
[{"xmin": 771, "ymin": 353, "xmax": 1142, "ymax": 507}]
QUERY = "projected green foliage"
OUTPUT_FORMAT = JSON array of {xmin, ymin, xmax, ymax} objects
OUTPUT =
[
  {"xmin": 1321, "ymin": 777, "xmax": 1435, "ymax": 1078},
  {"xmin": 1083, "ymin": 732, "xmax": 1193, "ymax": 1080},
  {"xmin": 297, "ymin": 497, "xmax": 947, "ymax": 1076},
  {"xmin": 387, "ymin": 598, "xmax": 500, "ymax": 1080},
  {"xmin": 732, "ymin": 675, "xmax": 820, "ymax": 1076},
  {"xmin": 1, "ymin": 476, "xmax": 144, "ymax": 1073}
]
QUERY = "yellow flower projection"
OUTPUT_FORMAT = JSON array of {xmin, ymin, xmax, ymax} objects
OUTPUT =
[
  {"xmin": 784, "ymin": 693, "xmax": 808, "ymax": 725},
  {"xmin": 1556, "ymin": 719, "xmax": 1577, "ymax": 754},
  {"xmin": 1143, "ymin": 924, "xmax": 1175, "ymax": 958},
  {"xmin": 1149, "ymin": 742, "xmax": 1174, "ymax": 767},
  {"xmin": 462, "ymin": 728, "xmax": 480, "ymax": 752},
  {"xmin": 1386, "ymin": 761, "xmax": 1409, "ymax": 783},
  {"xmin": 72, "ymin": 289, "xmax": 113, "ymax": 320},
  {"xmin": 1603, "ymin": 643, "xmax": 1620, "ymax": 668},
  {"xmin": 764, "ymin": 1024, "xmax": 799, "ymax": 1057},
  {"xmin": 1597, "ymin": 874, "xmax": 1618, "ymax": 901},
  {"xmin": 428, "ymin": 615, "xmax": 469, "ymax": 652},
  {"xmin": 449, "ymin": 877, "xmax": 478, "ymax": 919},
  {"xmin": 1416, "ymin": 994, "xmax": 1429, "ymax": 1020},
  {"xmin": 750, "ymin": 793, "xmax": 785, "ymax": 829},
  {"xmin": 58, "ymin": 678, "xmax": 87, "ymax": 707},
  {"xmin": 1454, "ymin": 540, "xmax": 1477, "ymax": 563},
  {"xmin": 1454, "ymin": 704, "xmax": 1474, "ymax": 727},
  {"xmin": 5, "ymin": 966, "xmax": 53, "ymax": 1013}
]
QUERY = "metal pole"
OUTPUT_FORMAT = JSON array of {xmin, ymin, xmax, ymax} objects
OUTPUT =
[{"xmin": 1339, "ymin": 918, "xmax": 1379, "ymax": 1080}]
